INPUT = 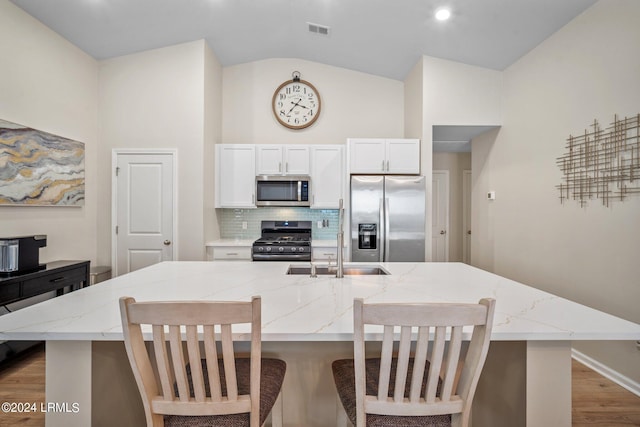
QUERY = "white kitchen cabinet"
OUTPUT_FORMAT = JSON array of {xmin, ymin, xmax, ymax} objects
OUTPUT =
[
  {"xmin": 256, "ymin": 145, "xmax": 309, "ymax": 175},
  {"xmin": 310, "ymin": 145, "xmax": 344, "ymax": 209},
  {"xmin": 348, "ymin": 138, "xmax": 420, "ymax": 174},
  {"xmin": 312, "ymin": 246, "xmax": 338, "ymax": 262},
  {"xmin": 209, "ymin": 246, "xmax": 252, "ymax": 261},
  {"xmin": 215, "ymin": 144, "xmax": 256, "ymax": 208}
]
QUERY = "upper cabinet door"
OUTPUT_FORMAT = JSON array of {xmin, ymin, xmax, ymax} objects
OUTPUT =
[
  {"xmin": 385, "ymin": 139, "xmax": 420, "ymax": 174},
  {"xmin": 215, "ymin": 144, "xmax": 256, "ymax": 208},
  {"xmin": 256, "ymin": 145, "xmax": 284, "ymax": 175},
  {"xmin": 349, "ymin": 139, "xmax": 387, "ymax": 173},
  {"xmin": 284, "ymin": 146, "xmax": 310, "ymax": 175},
  {"xmin": 256, "ymin": 145, "xmax": 309, "ymax": 175},
  {"xmin": 310, "ymin": 145, "xmax": 343, "ymax": 209},
  {"xmin": 349, "ymin": 138, "xmax": 420, "ymax": 174}
]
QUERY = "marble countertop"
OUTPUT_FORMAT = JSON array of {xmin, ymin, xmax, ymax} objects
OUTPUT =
[{"xmin": 0, "ymin": 261, "xmax": 638, "ymax": 342}]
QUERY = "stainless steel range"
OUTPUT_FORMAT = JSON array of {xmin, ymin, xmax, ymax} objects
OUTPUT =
[{"xmin": 252, "ymin": 221, "xmax": 312, "ymax": 261}]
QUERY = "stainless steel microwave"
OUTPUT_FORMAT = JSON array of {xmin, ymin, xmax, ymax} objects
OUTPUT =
[{"xmin": 255, "ymin": 176, "xmax": 310, "ymax": 206}]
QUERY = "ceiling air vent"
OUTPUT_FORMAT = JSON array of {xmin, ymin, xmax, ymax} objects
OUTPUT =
[{"xmin": 307, "ymin": 22, "xmax": 330, "ymax": 36}]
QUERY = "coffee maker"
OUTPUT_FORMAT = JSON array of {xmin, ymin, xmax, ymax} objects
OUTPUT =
[{"xmin": 0, "ymin": 235, "xmax": 47, "ymax": 275}]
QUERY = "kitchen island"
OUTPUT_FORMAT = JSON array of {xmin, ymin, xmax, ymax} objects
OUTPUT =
[{"xmin": 0, "ymin": 261, "xmax": 638, "ymax": 427}]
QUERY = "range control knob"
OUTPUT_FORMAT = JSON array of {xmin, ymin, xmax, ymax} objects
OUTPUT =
[
  {"xmin": 258, "ymin": 247, "xmax": 264, "ymax": 252},
  {"xmin": 298, "ymin": 247, "xmax": 305, "ymax": 252},
  {"xmin": 290, "ymin": 247, "xmax": 297, "ymax": 252},
  {"xmin": 266, "ymin": 247, "xmax": 272, "ymax": 252},
  {"xmin": 278, "ymin": 247, "xmax": 284, "ymax": 252}
]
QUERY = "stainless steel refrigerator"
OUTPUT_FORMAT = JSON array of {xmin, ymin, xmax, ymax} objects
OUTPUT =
[{"xmin": 351, "ymin": 175, "xmax": 426, "ymax": 262}]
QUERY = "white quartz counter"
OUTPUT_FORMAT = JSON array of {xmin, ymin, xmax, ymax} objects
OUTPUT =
[{"xmin": 1, "ymin": 261, "xmax": 638, "ymax": 342}]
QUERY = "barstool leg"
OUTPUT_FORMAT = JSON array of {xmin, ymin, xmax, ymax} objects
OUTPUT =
[
  {"xmin": 336, "ymin": 393, "xmax": 349, "ymax": 427},
  {"xmin": 271, "ymin": 390, "xmax": 283, "ymax": 427}
]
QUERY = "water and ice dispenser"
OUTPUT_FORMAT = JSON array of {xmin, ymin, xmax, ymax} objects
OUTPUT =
[{"xmin": 358, "ymin": 224, "xmax": 377, "ymax": 249}]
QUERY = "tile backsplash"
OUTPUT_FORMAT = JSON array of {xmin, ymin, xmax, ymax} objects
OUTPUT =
[{"xmin": 219, "ymin": 208, "xmax": 339, "ymax": 240}]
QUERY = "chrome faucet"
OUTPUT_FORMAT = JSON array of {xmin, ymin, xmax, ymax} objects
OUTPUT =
[
  {"xmin": 309, "ymin": 261, "xmax": 317, "ymax": 278},
  {"xmin": 336, "ymin": 199, "xmax": 344, "ymax": 278}
]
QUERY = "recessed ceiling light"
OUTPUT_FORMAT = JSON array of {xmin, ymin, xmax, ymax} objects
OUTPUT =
[{"xmin": 435, "ymin": 8, "xmax": 451, "ymax": 21}]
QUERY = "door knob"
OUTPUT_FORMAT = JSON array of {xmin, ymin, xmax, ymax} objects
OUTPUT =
[
  {"xmin": 440, "ymin": 230, "xmax": 446, "ymax": 235},
  {"xmin": 467, "ymin": 230, "xmax": 472, "ymax": 235},
  {"xmin": 163, "ymin": 240, "xmax": 172, "ymax": 246}
]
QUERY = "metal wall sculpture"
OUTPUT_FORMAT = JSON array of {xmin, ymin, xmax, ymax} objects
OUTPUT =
[
  {"xmin": 0, "ymin": 119, "xmax": 85, "ymax": 206},
  {"xmin": 557, "ymin": 113, "xmax": 640, "ymax": 207}
]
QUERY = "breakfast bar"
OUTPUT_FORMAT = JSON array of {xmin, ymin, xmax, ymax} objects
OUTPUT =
[{"xmin": 0, "ymin": 261, "xmax": 639, "ymax": 427}]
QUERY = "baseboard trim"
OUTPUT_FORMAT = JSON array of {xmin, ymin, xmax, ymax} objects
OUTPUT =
[{"xmin": 572, "ymin": 348, "xmax": 640, "ymax": 397}]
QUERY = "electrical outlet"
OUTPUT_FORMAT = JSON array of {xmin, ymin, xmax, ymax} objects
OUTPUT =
[
  {"xmin": 317, "ymin": 220, "xmax": 323, "ymax": 228},
  {"xmin": 242, "ymin": 221, "xmax": 247, "ymax": 230}
]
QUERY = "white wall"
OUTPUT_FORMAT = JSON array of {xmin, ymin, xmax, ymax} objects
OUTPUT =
[
  {"xmin": 98, "ymin": 40, "xmax": 214, "ymax": 264},
  {"xmin": 423, "ymin": 56, "xmax": 503, "ymax": 126},
  {"xmin": 0, "ymin": 1, "xmax": 98, "ymax": 264},
  {"xmin": 404, "ymin": 60, "xmax": 424, "ymax": 140},
  {"xmin": 222, "ymin": 58, "xmax": 404, "ymax": 144},
  {"xmin": 416, "ymin": 56, "xmax": 503, "ymax": 260},
  {"xmin": 472, "ymin": 0, "xmax": 640, "ymax": 382},
  {"xmin": 204, "ymin": 44, "xmax": 223, "ymax": 244}
]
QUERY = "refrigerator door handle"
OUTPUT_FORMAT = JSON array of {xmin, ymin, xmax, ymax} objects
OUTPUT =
[
  {"xmin": 379, "ymin": 198, "xmax": 384, "ymax": 262},
  {"xmin": 384, "ymin": 197, "xmax": 390, "ymax": 262}
]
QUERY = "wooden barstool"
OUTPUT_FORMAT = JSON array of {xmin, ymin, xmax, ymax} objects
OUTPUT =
[
  {"xmin": 120, "ymin": 295, "xmax": 285, "ymax": 427},
  {"xmin": 332, "ymin": 298, "xmax": 495, "ymax": 427}
]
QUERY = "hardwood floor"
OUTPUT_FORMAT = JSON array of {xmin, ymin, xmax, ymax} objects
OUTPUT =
[
  {"xmin": 0, "ymin": 345, "xmax": 638, "ymax": 426},
  {"xmin": 0, "ymin": 344, "xmax": 45, "ymax": 427},
  {"xmin": 572, "ymin": 359, "xmax": 640, "ymax": 426}
]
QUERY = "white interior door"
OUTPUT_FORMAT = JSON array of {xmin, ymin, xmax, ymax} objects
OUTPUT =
[
  {"xmin": 432, "ymin": 170, "xmax": 449, "ymax": 262},
  {"xmin": 113, "ymin": 151, "xmax": 175, "ymax": 276},
  {"xmin": 463, "ymin": 170, "xmax": 472, "ymax": 264}
]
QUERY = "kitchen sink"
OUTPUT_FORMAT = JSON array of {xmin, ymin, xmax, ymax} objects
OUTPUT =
[{"xmin": 286, "ymin": 264, "xmax": 390, "ymax": 276}]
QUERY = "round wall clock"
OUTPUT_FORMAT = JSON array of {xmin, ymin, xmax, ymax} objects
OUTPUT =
[{"xmin": 272, "ymin": 72, "xmax": 321, "ymax": 130}]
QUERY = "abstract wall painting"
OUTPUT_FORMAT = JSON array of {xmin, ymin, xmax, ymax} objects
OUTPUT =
[
  {"xmin": 0, "ymin": 119, "xmax": 85, "ymax": 206},
  {"xmin": 557, "ymin": 113, "xmax": 640, "ymax": 207}
]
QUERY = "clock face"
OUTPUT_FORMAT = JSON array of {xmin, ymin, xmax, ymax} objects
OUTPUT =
[{"xmin": 272, "ymin": 79, "xmax": 321, "ymax": 129}]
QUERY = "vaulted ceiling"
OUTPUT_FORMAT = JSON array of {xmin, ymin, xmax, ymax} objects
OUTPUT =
[{"xmin": 11, "ymin": 0, "xmax": 596, "ymax": 81}]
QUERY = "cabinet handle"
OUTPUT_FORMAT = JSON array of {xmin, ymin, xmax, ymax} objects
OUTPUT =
[
  {"xmin": 50, "ymin": 277, "xmax": 65, "ymax": 283},
  {"xmin": 286, "ymin": 162, "xmax": 289, "ymax": 173},
  {"xmin": 252, "ymin": 194, "xmax": 255, "ymax": 204},
  {"xmin": 386, "ymin": 160, "xmax": 389, "ymax": 171},
  {"xmin": 381, "ymin": 160, "xmax": 385, "ymax": 171},
  {"xmin": 226, "ymin": 252, "xmax": 238, "ymax": 256},
  {"xmin": 279, "ymin": 162, "xmax": 282, "ymax": 173}
]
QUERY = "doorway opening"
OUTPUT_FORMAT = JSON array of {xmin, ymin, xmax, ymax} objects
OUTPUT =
[{"xmin": 432, "ymin": 125, "xmax": 499, "ymax": 263}]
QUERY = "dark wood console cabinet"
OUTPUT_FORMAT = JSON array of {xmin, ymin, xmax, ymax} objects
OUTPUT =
[{"xmin": 0, "ymin": 260, "xmax": 89, "ymax": 363}]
